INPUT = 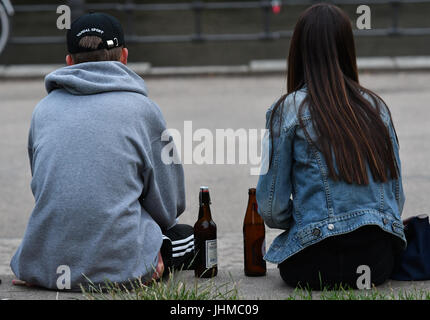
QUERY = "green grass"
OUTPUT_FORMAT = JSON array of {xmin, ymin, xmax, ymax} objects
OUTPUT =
[
  {"xmin": 79, "ymin": 269, "xmax": 430, "ymax": 301},
  {"xmin": 285, "ymin": 285, "xmax": 430, "ymax": 300},
  {"xmin": 80, "ymin": 270, "xmax": 239, "ymax": 300}
]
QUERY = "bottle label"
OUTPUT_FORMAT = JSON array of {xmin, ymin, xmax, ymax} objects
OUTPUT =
[{"xmin": 205, "ymin": 239, "xmax": 217, "ymax": 269}]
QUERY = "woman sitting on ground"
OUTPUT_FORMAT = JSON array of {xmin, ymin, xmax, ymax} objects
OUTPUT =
[{"xmin": 256, "ymin": 3, "xmax": 406, "ymax": 290}]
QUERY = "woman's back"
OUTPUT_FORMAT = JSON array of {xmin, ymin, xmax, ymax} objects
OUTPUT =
[
  {"xmin": 256, "ymin": 3, "xmax": 406, "ymax": 289},
  {"xmin": 257, "ymin": 86, "xmax": 405, "ymax": 265}
]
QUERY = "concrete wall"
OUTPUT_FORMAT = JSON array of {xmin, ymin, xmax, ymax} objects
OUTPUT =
[{"xmin": 1, "ymin": 1, "xmax": 430, "ymax": 66}]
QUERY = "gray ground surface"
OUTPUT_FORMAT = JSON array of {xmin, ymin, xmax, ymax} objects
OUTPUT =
[{"xmin": 0, "ymin": 72, "xmax": 429, "ymax": 299}]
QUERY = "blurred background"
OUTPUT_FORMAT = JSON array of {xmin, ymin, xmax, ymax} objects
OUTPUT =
[{"xmin": 1, "ymin": 0, "xmax": 430, "ymax": 66}]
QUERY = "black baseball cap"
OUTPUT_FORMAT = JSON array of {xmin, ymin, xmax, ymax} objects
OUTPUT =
[{"xmin": 67, "ymin": 12, "xmax": 125, "ymax": 54}]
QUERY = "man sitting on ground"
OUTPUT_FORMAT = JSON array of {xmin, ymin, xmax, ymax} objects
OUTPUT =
[{"xmin": 11, "ymin": 12, "xmax": 194, "ymax": 290}]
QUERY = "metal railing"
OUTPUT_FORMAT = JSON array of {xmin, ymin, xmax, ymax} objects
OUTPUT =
[{"xmin": 8, "ymin": 0, "xmax": 430, "ymax": 46}]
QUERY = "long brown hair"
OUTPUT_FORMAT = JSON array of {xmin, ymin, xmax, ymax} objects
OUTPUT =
[{"xmin": 270, "ymin": 3, "xmax": 399, "ymax": 185}]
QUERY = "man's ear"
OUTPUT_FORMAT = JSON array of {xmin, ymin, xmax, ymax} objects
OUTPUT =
[
  {"xmin": 66, "ymin": 55, "xmax": 74, "ymax": 66},
  {"xmin": 120, "ymin": 48, "xmax": 128, "ymax": 65}
]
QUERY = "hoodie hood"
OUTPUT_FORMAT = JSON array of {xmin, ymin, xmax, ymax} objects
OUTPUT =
[{"xmin": 45, "ymin": 61, "xmax": 148, "ymax": 96}]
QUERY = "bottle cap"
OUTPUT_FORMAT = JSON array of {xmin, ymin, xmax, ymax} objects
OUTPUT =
[
  {"xmin": 200, "ymin": 186, "xmax": 211, "ymax": 204},
  {"xmin": 200, "ymin": 186, "xmax": 209, "ymax": 192}
]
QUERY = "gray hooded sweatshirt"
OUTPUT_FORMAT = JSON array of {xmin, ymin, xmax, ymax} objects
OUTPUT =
[{"xmin": 10, "ymin": 61, "xmax": 185, "ymax": 290}]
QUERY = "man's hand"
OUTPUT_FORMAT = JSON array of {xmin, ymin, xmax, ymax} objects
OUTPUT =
[{"xmin": 150, "ymin": 251, "xmax": 164, "ymax": 281}]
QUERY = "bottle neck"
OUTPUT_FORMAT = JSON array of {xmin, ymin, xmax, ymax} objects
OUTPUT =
[
  {"xmin": 199, "ymin": 191, "xmax": 203, "ymax": 209},
  {"xmin": 202, "ymin": 204, "xmax": 212, "ymax": 220},
  {"xmin": 201, "ymin": 192, "xmax": 212, "ymax": 220},
  {"xmin": 245, "ymin": 192, "xmax": 262, "ymax": 224},
  {"xmin": 247, "ymin": 192, "xmax": 257, "ymax": 211}
]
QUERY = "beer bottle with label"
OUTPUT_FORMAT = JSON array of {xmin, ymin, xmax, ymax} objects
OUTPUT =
[
  {"xmin": 194, "ymin": 186, "xmax": 218, "ymax": 278},
  {"xmin": 243, "ymin": 188, "xmax": 266, "ymax": 276}
]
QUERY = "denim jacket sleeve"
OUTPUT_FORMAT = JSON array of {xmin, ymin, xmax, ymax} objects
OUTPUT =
[
  {"xmin": 256, "ymin": 101, "xmax": 294, "ymax": 230},
  {"xmin": 388, "ymin": 118, "xmax": 405, "ymax": 215},
  {"xmin": 379, "ymin": 101, "xmax": 405, "ymax": 215}
]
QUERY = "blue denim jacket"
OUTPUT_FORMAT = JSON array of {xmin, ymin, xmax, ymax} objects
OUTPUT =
[{"xmin": 256, "ymin": 87, "xmax": 406, "ymax": 265}]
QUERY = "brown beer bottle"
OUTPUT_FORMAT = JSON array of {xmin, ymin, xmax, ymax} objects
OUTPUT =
[
  {"xmin": 194, "ymin": 187, "xmax": 218, "ymax": 278},
  {"xmin": 243, "ymin": 188, "xmax": 266, "ymax": 276}
]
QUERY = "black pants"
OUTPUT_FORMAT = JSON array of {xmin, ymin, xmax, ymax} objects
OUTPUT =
[
  {"xmin": 279, "ymin": 225, "xmax": 402, "ymax": 290},
  {"xmin": 161, "ymin": 224, "xmax": 196, "ymax": 272}
]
